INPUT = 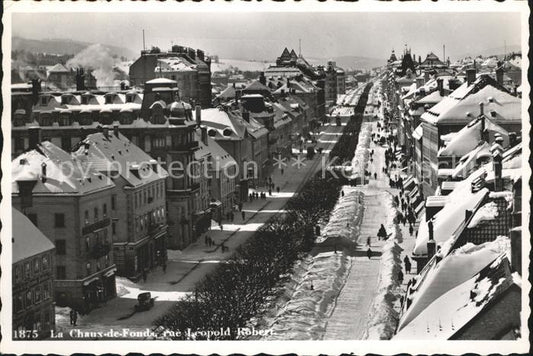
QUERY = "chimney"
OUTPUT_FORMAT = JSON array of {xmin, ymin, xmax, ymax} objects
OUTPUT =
[
  {"xmin": 259, "ymin": 72, "xmax": 266, "ymax": 86},
  {"xmin": 41, "ymin": 162, "xmax": 47, "ymax": 183},
  {"xmin": 195, "ymin": 105, "xmax": 202, "ymax": 126},
  {"xmin": 466, "ymin": 68, "xmax": 476, "ymax": 86},
  {"xmin": 201, "ymin": 126, "xmax": 208, "ymax": 145},
  {"xmin": 18, "ymin": 180, "xmax": 37, "ymax": 209},
  {"xmin": 465, "ymin": 209, "xmax": 473, "ymax": 222},
  {"xmin": 437, "ymin": 78, "xmax": 444, "ymax": 96},
  {"xmin": 76, "ymin": 68, "xmax": 85, "ymax": 91},
  {"xmin": 28, "ymin": 126, "xmax": 42, "ymax": 150},
  {"xmin": 187, "ymin": 48, "xmax": 196, "ymax": 59},
  {"xmin": 416, "ymin": 77, "xmax": 424, "ymax": 88},
  {"xmin": 31, "ymin": 79, "xmax": 41, "ymax": 105},
  {"xmin": 423, "ymin": 71, "xmax": 430, "ymax": 83},
  {"xmin": 197, "ymin": 49, "xmax": 205, "ymax": 62},
  {"xmin": 491, "ymin": 148, "xmax": 503, "ymax": 192},
  {"xmin": 242, "ymin": 111, "xmax": 250, "ymax": 123},
  {"xmin": 496, "ymin": 66, "xmax": 504, "ymax": 85},
  {"xmin": 427, "ymin": 220, "xmax": 436, "ymax": 259},
  {"xmin": 510, "ymin": 227, "xmax": 522, "ymax": 275},
  {"xmin": 113, "ymin": 124, "xmax": 119, "ymax": 137}
]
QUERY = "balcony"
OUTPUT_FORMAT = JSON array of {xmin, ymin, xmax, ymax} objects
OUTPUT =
[
  {"xmin": 90, "ymin": 242, "xmax": 111, "ymax": 259},
  {"xmin": 82, "ymin": 217, "xmax": 111, "ymax": 235}
]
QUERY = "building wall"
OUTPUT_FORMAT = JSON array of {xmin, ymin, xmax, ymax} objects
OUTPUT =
[
  {"xmin": 12, "ymin": 190, "xmax": 117, "ymax": 312},
  {"xmin": 12, "ymin": 250, "xmax": 55, "ymax": 339}
]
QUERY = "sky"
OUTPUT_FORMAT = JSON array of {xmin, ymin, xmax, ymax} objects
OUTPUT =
[{"xmin": 12, "ymin": 12, "xmax": 522, "ymax": 61}]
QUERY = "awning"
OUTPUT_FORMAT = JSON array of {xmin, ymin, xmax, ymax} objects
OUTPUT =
[
  {"xmin": 414, "ymin": 200, "xmax": 425, "ymax": 216},
  {"xmin": 83, "ymin": 276, "xmax": 100, "ymax": 286},
  {"xmin": 403, "ymin": 176, "xmax": 415, "ymax": 190},
  {"xmin": 103, "ymin": 267, "xmax": 117, "ymax": 278},
  {"xmin": 412, "ymin": 124, "xmax": 423, "ymax": 141}
]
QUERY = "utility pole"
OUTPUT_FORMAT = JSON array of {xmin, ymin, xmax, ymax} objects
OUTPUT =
[
  {"xmin": 142, "ymin": 29, "xmax": 146, "ymax": 51},
  {"xmin": 443, "ymin": 44, "xmax": 445, "ymax": 63},
  {"xmin": 299, "ymin": 38, "xmax": 302, "ymax": 57}
]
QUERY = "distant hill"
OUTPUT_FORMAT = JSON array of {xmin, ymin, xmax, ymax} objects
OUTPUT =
[
  {"xmin": 211, "ymin": 58, "xmax": 271, "ymax": 73},
  {"xmin": 12, "ymin": 36, "xmax": 137, "ymax": 59},
  {"xmin": 455, "ymin": 44, "xmax": 521, "ymax": 60},
  {"xmin": 306, "ymin": 55, "xmax": 386, "ymax": 71}
]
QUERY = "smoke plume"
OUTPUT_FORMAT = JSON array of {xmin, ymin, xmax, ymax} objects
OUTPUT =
[{"xmin": 66, "ymin": 44, "xmax": 119, "ymax": 87}]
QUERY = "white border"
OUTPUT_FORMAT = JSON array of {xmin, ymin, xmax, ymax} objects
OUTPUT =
[{"xmin": 1, "ymin": 1, "xmax": 530, "ymax": 354}]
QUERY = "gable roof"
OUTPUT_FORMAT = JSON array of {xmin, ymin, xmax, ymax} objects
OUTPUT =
[
  {"xmin": 48, "ymin": 63, "xmax": 69, "ymax": 73},
  {"xmin": 73, "ymin": 132, "xmax": 168, "ymax": 187}
]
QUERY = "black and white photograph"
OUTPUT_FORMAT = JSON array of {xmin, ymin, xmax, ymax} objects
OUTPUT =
[{"xmin": 1, "ymin": 1, "xmax": 530, "ymax": 355}]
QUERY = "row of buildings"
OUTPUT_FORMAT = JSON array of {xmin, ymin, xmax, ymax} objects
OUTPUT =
[
  {"xmin": 381, "ymin": 47, "xmax": 524, "ymax": 339},
  {"xmin": 10, "ymin": 45, "xmax": 354, "ymax": 338}
]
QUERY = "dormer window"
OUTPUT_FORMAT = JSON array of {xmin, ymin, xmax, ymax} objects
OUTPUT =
[
  {"xmin": 40, "ymin": 96, "xmax": 48, "ymax": 106},
  {"xmin": 105, "ymin": 95, "xmax": 113, "ymax": 104},
  {"xmin": 125, "ymin": 94, "xmax": 133, "ymax": 103},
  {"xmin": 81, "ymin": 96, "xmax": 89, "ymax": 105}
]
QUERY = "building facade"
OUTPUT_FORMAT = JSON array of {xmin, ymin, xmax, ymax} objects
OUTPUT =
[
  {"xmin": 12, "ymin": 208, "xmax": 56, "ymax": 339},
  {"xmin": 12, "ymin": 138, "xmax": 117, "ymax": 312}
]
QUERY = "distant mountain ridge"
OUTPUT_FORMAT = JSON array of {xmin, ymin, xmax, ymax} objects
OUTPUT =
[
  {"xmin": 306, "ymin": 56, "xmax": 386, "ymax": 71},
  {"xmin": 454, "ymin": 44, "xmax": 521, "ymax": 60},
  {"xmin": 12, "ymin": 36, "xmax": 137, "ymax": 59}
]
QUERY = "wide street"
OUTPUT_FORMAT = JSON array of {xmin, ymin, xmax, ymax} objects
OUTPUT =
[{"xmin": 54, "ymin": 92, "xmax": 366, "ymax": 336}]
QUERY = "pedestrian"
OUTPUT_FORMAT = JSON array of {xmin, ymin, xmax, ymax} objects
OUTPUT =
[
  {"xmin": 69, "ymin": 308, "xmax": 78, "ymax": 326},
  {"xmin": 162, "ymin": 262, "xmax": 167, "ymax": 273},
  {"xmin": 268, "ymin": 188, "xmax": 272, "ymax": 196},
  {"xmin": 341, "ymin": 190, "xmax": 345, "ymax": 197},
  {"xmin": 204, "ymin": 235, "xmax": 208, "ymax": 246},
  {"xmin": 276, "ymin": 186, "xmax": 280, "ymax": 194},
  {"xmin": 238, "ymin": 202, "xmax": 243, "ymax": 211},
  {"xmin": 242, "ymin": 211, "xmax": 246, "ymax": 220},
  {"xmin": 367, "ymin": 236, "xmax": 371, "ymax": 246},
  {"xmin": 377, "ymin": 224, "xmax": 387, "ymax": 240},
  {"xmin": 367, "ymin": 247, "xmax": 373, "ymax": 259},
  {"xmin": 398, "ymin": 269, "xmax": 404, "ymax": 284},
  {"xmin": 230, "ymin": 212, "xmax": 234, "ymax": 222},
  {"xmin": 281, "ymin": 168, "xmax": 284, "ymax": 175},
  {"xmin": 374, "ymin": 172, "xmax": 377, "ymax": 180},
  {"xmin": 404, "ymin": 255, "xmax": 411, "ymax": 273},
  {"xmin": 142, "ymin": 270, "xmax": 147, "ymax": 283},
  {"xmin": 220, "ymin": 223, "xmax": 224, "ymax": 231}
]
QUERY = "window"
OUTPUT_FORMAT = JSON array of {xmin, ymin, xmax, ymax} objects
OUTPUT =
[
  {"xmin": 111, "ymin": 195, "xmax": 116, "ymax": 210},
  {"xmin": 14, "ymin": 265, "xmax": 21, "ymax": 282},
  {"xmin": 86, "ymin": 263, "xmax": 91, "ymax": 275},
  {"xmin": 103, "ymin": 229, "xmax": 108, "ymax": 243},
  {"xmin": 41, "ymin": 96, "xmax": 47, "ymax": 106},
  {"xmin": 56, "ymin": 266, "xmax": 66, "ymax": 279},
  {"xmin": 15, "ymin": 294, "xmax": 23, "ymax": 312},
  {"xmin": 103, "ymin": 204, "xmax": 107, "ymax": 218},
  {"xmin": 26, "ymin": 290, "xmax": 32, "ymax": 306},
  {"xmin": 54, "ymin": 213, "xmax": 65, "ymax": 228},
  {"xmin": 25, "ymin": 262, "xmax": 31, "ymax": 278},
  {"xmin": 85, "ymin": 236, "xmax": 90, "ymax": 251},
  {"xmin": 94, "ymin": 207, "xmax": 99, "ymax": 222},
  {"xmin": 33, "ymin": 258, "xmax": 40, "ymax": 273},
  {"xmin": 27, "ymin": 213, "xmax": 38, "ymax": 227},
  {"xmin": 56, "ymin": 239, "xmax": 66, "ymax": 255},
  {"xmin": 84, "ymin": 210, "xmax": 89, "ymax": 225},
  {"xmin": 112, "ymin": 221, "xmax": 116, "ymax": 235},
  {"xmin": 42, "ymin": 255, "xmax": 49, "ymax": 270},
  {"xmin": 43, "ymin": 281, "xmax": 50, "ymax": 299},
  {"xmin": 35, "ymin": 286, "xmax": 42, "ymax": 303}
]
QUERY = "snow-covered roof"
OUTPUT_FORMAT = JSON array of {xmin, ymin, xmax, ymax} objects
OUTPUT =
[
  {"xmin": 146, "ymin": 78, "xmax": 177, "ymax": 85},
  {"xmin": 438, "ymin": 117, "xmax": 508, "ymax": 157},
  {"xmin": 72, "ymin": 132, "xmax": 168, "ymax": 187},
  {"xmin": 201, "ymin": 108, "xmax": 268, "ymax": 140},
  {"xmin": 396, "ymin": 250, "xmax": 518, "ymax": 340},
  {"xmin": 451, "ymin": 142, "xmax": 491, "ymax": 179},
  {"xmin": 400, "ymin": 236, "xmax": 510, "ymax": 330},
  {"xmin": 13, "ymin": 208, "xmax": 55, "ymax": 263},
  {"xmin": 12, "ymin": 141, "xmax": 115, "ymax": 195},
  {"xmin": 413, "ymin": 169, "xmax": 489, "ymax": 255},
  {"xmin": 48, "ymin": 63, "xmax": 69, "ymax": 73},
  {"xmin": 421, "ymin": 75, "xmax": 520, "ymax": 125}
]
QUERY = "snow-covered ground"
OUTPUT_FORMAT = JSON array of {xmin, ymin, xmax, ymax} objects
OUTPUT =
[{"xmin": 211, "ymin": 59, "xmax": 271, "ymax": 72}]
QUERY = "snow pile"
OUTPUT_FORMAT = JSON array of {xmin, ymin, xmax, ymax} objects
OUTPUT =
[
  {"xmin": 467, "ymin": 201, "xmax": 499, "ymax": 228},
  {"xmin": 318, "ymin": 187, "xmax": 364, "ymax": 243},
  {"xmin": 246, "ymin": 251, "xmax": 352, "ymax": 340},
  {"xmin": 364, "ymin": 195, "xmax": 404, "ymax": 340}
]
